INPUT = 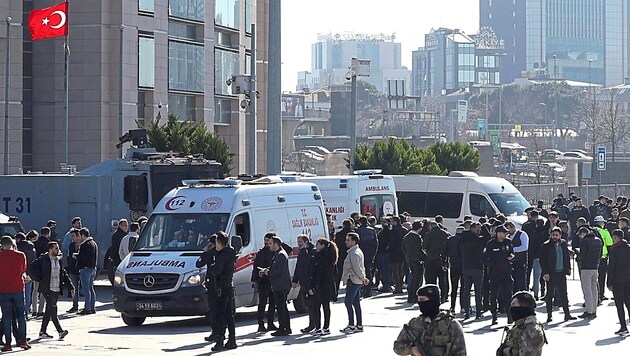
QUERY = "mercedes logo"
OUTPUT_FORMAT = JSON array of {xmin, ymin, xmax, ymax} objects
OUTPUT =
[{"xmin": 143, "ymin": 275, "xmax": 155, "ymax": 288}]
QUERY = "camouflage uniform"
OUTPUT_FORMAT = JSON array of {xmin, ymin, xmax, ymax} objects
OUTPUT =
[
  {"xmin": 497, "ymin": 315, "xmax": 546, "ymax": 356},
  {"xmin": 393, "ymin": 311, "xmax": 467, "ymax": 356}
]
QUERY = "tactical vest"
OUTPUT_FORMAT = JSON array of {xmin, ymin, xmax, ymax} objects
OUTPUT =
[
  {"xmin": 422, "ymin": 312, "xmax": 454, "ymax": 356},
  {"xmin": 498, "ymin": 318, "xmax": 546, "ymax": 356}
]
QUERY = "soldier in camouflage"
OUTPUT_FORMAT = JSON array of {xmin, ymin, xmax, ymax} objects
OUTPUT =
[
  {"xmin": 497, "ymin": 291, "xmax": 547, "ymax": 356},
  {"xmin": 393, "ymin": 284, "xmax": 466, "ymax": 356}
]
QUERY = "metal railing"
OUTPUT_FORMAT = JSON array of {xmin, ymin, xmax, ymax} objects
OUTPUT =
[{"xmin": 516, "ymin": 182, "xmax": 630, "ymax": 205}]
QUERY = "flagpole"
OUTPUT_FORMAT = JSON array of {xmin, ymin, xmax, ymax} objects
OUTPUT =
[
  {"xmin": 119, "ymin": 24, "xmax": 124, "ymax": 158},
  {"xmin": 63, "ymin": 34, "xmax": 69, "ymax": 165},
  {"xmin": 3, "ymin": 17, "xmax": 11, "ymax": 175}
]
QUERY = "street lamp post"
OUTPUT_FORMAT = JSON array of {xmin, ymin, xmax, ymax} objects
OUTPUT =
[
  {"xmin": 495, "ymin": 52, "xmax": 507, "ymax": 149},
  {"xmin": 348, "ymin": 58, "xmax": 370, "ymax": 172},
  {"xmin": 540, "ymin": 102, "xmax": 548, "ymax": 146}
]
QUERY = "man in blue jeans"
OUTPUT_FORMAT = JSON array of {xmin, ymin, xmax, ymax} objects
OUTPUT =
[
  {"xmin": 74, "ymin": 228, "xmax": 98, "ymax": 315},
  {"xmin": 340, "ymin": 233, "xmax": 369, "ymax": 334},
  {"xmin": 0, "ymin": 236, "xmax": 30, "ymax": 351}
]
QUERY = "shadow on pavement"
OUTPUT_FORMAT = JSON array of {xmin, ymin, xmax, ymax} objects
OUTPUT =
[
  {"xmin": 89, "ymin": 317, "xmax": 209, "ymax": 335},
  {"xmin": 595, "ymin": 335, "xmax": 628, "ymax": 346},
  {"xmin": 162, "ymin": 341, "xmax": 209, "ymax": 353}
]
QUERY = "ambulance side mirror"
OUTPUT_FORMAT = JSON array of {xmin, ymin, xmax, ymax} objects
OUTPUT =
[{"xmin": 231, "ymin": 235, "xmax": 243, "ymax": 254}]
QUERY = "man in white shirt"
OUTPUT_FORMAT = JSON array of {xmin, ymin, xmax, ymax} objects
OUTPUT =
[
  {"xmin": 118, "ymin": 223, "xmax": 140, "ymax": 262},
  {"xmin": 506, "ymin": 221, "xmax": 529, "ymax": 293}
]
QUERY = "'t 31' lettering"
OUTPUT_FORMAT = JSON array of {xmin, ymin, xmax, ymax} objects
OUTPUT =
[{"xmin": 2, "ymin": 197, "xmax": 32, "ymax": 214}]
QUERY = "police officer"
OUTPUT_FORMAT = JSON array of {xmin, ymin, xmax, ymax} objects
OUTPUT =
[
  {"xmin": 208, "ymin": 232, "xmax": 237, "ymax": 351},
  {"xmin": 393, "ymin": 284, "xmax": 467, "ymax": 356},
  {"xmin": 497, "ymin": 291, "xmax": 546, "ymax": 356},
  {"xmin": 484, "ymin": 225, "xmax": 515, "ymax": 325},
  {"xmin": 196, "ymin": 234, "xmax": 218, "ymax": 341}
]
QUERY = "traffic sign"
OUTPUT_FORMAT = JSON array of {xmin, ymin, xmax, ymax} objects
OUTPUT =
[
  {"xmin": 457, "ymin": 100, "xmax": 468, "ymax": 123},
  {"xmin": 597, "ymin": 146, "xmax": 606, "ymax": 171}
]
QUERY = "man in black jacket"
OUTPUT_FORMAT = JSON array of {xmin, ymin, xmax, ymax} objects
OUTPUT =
[
  {"xmin": 377, "ymin": 217, "xmax": 392, "ymax": 292},
  {"xmin": 569, "ymin": 198, "xmax": 591, "ymax": 233},
  {"xmin": 108, "ymin": 219, "xmax": 128, "ymax": 269},
  {"xmin": 357, "ymin": 216, "xmax": 378, "ymax": 297},
  {"xmin": 423, "ymin": 221, "xmax": 449, "ymax": 303},
  {"xmin": 388, "ymin": 216, "xmax": 407, "ymax": 295},
  {"xmin": 262, "ymin": 236, "xmax": 292, "ymax": 336},
  {"xmin": 207, "ymin": 232, "xmax": 238, "ymax": 351},
  {"xmin": 443, "ymin": 225, "xmax": 463, "ymax": 313},
  {"xmin": 197, "ymin": 234, "xmax": 218, "ymax": 341},
  {"xmin": 335, "ymin": 219, "xmax": 354, "ymax": 292},
  {"xmin": 484, "ymin": 225, "xmax": 515, "ymax": 325},
  {"xmin": 251, "ymin": 233, "xmax": 277, "ymax": 332},
  {"xmin": 402, "ymin": 220, "xmax": 426, "ymax": 304},
  {"xmin": 30, "ymin": 241, "xmax": 73, "ymax": 340},
  {"xmin": 292, "ymin": 234, "xmax": 314, "ymax": 331},
  {"xmin": 607, "ymin": 229, "xmax": 630, "ymax": 335},
  {"xmin": 15, "ymin": 233, "xmax": 35, "ymax": 319},
  {"xmin": 576, "ymin": 227, "xmax": 602, "ymax": 319},
  {"xmin": 66, "ymin": 230, "xmax": 81, "ymax": 313},
  {"xmin": 539, "ymin": 227, "xmax": 576, "ymax": 323},
  {"xmin": 74, "ymin": 228, "xmax": 98, "ymax": 315},
  {"xmin": 459, "ymin": 222, "xmax": 485, "ymax": 319}
]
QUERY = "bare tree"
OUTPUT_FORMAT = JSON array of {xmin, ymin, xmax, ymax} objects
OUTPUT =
[
  {"xmin": 526, "ymin": 126, "xmax": 548, "ymax": 184},
  {"xmin": 576, "ymin": 89, "xmax": 605, "ymax": 158},
  {"xmin": 601, "ymin": 89, "xmax": 630, "ymax": 162}
]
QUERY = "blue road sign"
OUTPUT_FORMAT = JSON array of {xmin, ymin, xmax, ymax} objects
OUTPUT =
[{"xmin": 597, "ymin": 146, "xmax": 606, "ymax": 171}]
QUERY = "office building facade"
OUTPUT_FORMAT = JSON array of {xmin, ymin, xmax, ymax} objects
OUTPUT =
[
  {"xmin": 480, "ymin": 0, "xmax": 628, "ymax": 86},
  {"xmin": 1, "ymin": 0, "xmax": 266, "ymax": 174},
  {"xmin": 296, "ymin": 33, "xmax": 411, "ymax": 94}
]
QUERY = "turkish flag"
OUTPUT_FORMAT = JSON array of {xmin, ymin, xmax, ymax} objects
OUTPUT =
[{"xmin": 27, "ymin": 2, "xmax": 69, "ymax": 41}]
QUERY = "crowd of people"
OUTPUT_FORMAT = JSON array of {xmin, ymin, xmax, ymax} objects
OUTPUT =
[
  {"xmin": 0, "ymin": 216, "xmax": 145, "ymax": 351},
  {"xmin": 3, "ymin": 192, "xmax": 630, "ymax": 355}
]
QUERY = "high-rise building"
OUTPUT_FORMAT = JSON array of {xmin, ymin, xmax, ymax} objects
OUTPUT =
[
  {"xmin": 0, "ymin": 0, "xmax": 267, "ymax": 174},
  {"xmin": 296, "ymin": 33, "xmax": 411, "ymax": 93},
  {"xmin": 480, "ymin": 0, "xmax": 628, "ymax": 86}
]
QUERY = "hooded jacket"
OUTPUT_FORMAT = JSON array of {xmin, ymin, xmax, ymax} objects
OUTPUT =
[{"xmin": 577, "ymin": 233, "xmax": 603, "ymax": 270}]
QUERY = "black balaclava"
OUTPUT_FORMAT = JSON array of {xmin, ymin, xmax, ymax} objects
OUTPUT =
[{"xmin": 417, "ymin": 284, "xmax": 441, "ymax": 319}]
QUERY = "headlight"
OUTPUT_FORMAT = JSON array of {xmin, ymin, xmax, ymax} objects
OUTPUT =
[
  {"xmin": 181, "ymin": 269, "xmax": 206, "ymax": 287},
  {"xmin": 114, "ymin": 270, "xmax": 125, "ymax": 287}
]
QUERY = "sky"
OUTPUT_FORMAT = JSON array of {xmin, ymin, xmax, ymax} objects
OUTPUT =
[{"xmin": 280, "ymin": 0, "xmax": 479, "ymax": 91}]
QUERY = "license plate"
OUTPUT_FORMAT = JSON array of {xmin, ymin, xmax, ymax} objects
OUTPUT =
[{"xmin": 136, "ymin": 302, "xmax": 163, "ymax": 311}]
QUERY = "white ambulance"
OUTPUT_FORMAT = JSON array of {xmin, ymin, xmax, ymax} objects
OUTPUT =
[
  {"xmin": 112, "ymin": 178, "xmax": 328, "ymax": 326},
  {"xmin": 299, "ymin": 171, "xmax": 398, "ymax": 228}
]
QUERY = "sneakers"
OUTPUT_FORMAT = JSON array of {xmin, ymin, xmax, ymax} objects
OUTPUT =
[
  {"xmin": 615, "ymin": 327, "xmax": 629, "ymax": 335},
  {"xmin": 355, "ymin": 325, "xmax": 364, "ymax": 333},
  {"xmin": 18, "ymin": 342, "xmax": 31, "ymax": 350},
  {"xmin": 321, "ymin": 328, "xmax": 330, "ymax": 335},
  {"xmin": 59, "ymin": 330, "xmax": 69, "ymax": 340},
  {"xmin": 310, "ymin": 329, "xmax": 323, "ymax": 336},
  {"xmin": 39, "ymin": 332, "xmax": 54, "ymax": 339},
  {"xmin": 1, "ymin": 344, "xmax": 12, "ymax": 352},
  {"xmin": 301, "ymin": 326, "xmax": 315, "ymax": 334},
  {"xmin": 340, "ymin": 325, "xmax": 357, "ymax": 334}
]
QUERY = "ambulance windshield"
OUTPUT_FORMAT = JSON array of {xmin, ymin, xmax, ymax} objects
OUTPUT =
[{"xmin": 135, "ymin": 213, "xmax": 230, "ymax": 251}]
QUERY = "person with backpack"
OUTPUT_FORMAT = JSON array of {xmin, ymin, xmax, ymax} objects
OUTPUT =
[{"xmin": 29, "ymin": 241, "xmax": 73, "ymax": 340}]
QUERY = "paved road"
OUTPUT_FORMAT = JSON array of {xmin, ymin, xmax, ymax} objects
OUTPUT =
[{"xmin": 13, "ymin": 275, "xmax": 630, "ymax": 355}]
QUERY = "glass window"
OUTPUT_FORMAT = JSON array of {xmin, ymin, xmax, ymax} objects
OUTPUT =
[
  {"xmin": 215, "ymin": 49, "xmax": 240, "ymax": 95},
  {"xmin": 215, "ymin": 0, "xmax": 240, "ymax": 29},
  {"xmin": 139, "ymin": 36, "xmax": 155, "ymax": 88},
  {"xmin": 396, "ymin": 192, "xmax": 462, "ymax": 218},
  {"xmin": 232, "ymin": 212, "xmax": 251, "ymax": 248},
  {"xmin": 168, "ymin": 94, "xmax": 197, "ymax": 120},
  {"xmin": 169, "ymin": 21, "xmax": 201, "ymax": 41},
  {"xmin": 214, "ymin": 98, "xmax": 232, "ymax": 124},
  {"xmin": 139, "ymin": 0, "xmax": 154, "ymax": 14},
  {"xmin": 169, "ymin": 0, "xmax": 205, "ymax": 22},
  {"xmin": 168, "ymin": 41, "xmax": 204, "ymax": 92},
  {"xmin": 488, "ymin": 193, "xmax": 531, "ymax": 216},
  {"xmin": 360, "ymin": 194, "xmax": 397, "ymax": 220},
  {"xmin": 135, "ymin": 213, "xmax": 230, "ymax": 251},
  {"xmin": 470, "ymin": 194, "xmax": 496, "ymax": 217},
  {"xmin": 138, "ymin": 91, "xmax": 146, "ymax": 119},
  {"xmin": 245, "ymin": 0, "xmax": 254, "ymax": 31}
]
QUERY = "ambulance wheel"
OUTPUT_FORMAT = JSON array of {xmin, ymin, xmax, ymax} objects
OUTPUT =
[
  {"xmin": 121, "ymin": 314, "xmax": 145, "ymax": 327},
  {"xmin": 293, "ymin": 293, "xmax": 308, "ymax": 314}
]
